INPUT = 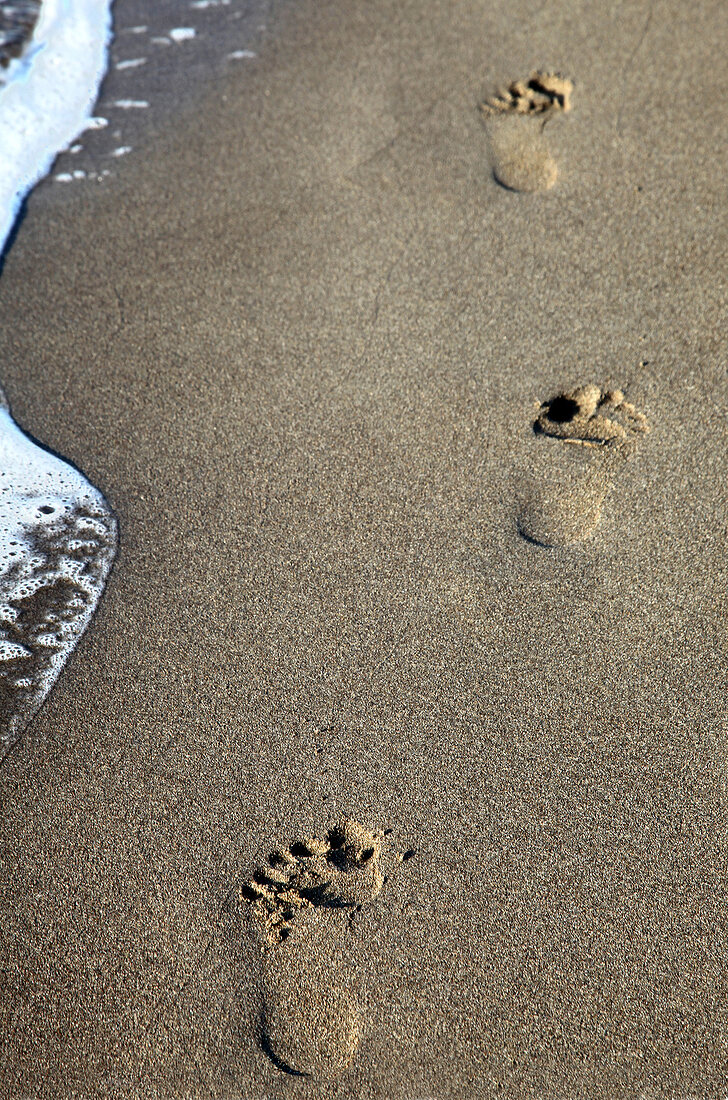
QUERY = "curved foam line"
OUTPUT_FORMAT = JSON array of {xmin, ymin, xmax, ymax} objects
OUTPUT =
[
  {"xmin": 0, "ymin": 402, "xmax": 118, "ymax": 750},
  {"xmin": 0, "ymin": 0, "xmax": 113, "ymax": 255}
]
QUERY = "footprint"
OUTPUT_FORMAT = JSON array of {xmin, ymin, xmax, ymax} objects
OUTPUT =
[
  {"xmin": 479, "ymin": 71, "xmax": 574, "ymax": 192},
  {"xmin": 239, "ymin": 819, "xmax": 413, "ymax": 1078},
  {"xmin": 517, "ymin": 384, "xmax": 649, "ymax": 546},
  {"xmin": 0, "ymin": 385, "xmax": 117, "ymax": 750}
]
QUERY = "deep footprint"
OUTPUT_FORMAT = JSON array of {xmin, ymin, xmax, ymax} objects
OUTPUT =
[
  {"xmin": 518, "ymin": 384, "xmax": 649, "ymax": 546},
  {"xmin": 479, "ymin": 71, "xmax": 574, "ymax": 192},
  {"xmin": 239, "ymin": 819, "xmax": 413, "ymax": 1078}
]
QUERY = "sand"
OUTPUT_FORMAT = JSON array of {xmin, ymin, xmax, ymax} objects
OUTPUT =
[{"xmin": 0, "ymin": 0, "xmax": 726, "ymax": 1095}]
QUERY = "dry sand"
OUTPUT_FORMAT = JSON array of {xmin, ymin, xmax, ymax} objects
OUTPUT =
[{"xmin": 0, "ymin": 0, "xmax": 727, "ymax": 1095}]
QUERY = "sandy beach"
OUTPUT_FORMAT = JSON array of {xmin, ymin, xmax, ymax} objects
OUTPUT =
[{"xmin": 0, "ymin": 0, "xmax": 726, "ymax": 1095}]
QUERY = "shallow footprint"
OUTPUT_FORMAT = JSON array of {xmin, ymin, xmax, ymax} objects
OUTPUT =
[
  {"xmin": 239, "ymin": 819, "xmax": 413, "ymax": 1078},
  {"xmin": 479, "ymin": 71, "xmax": 573, "ymax": 192},
  {"xmin": 0, "ymin": 385, "xmax": 117, "ymax": 750},
  {"xmin": 517, "ymin": 384, "xmax": 649, "ymax": 547}
]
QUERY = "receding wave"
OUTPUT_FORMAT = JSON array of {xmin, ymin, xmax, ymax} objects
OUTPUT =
[
  {"xmin": 0, "ymin": 0, "xmax": 116, "ymax": 749},
  {"xmin": 0, "ymin": 392, "xmax": 117, "ymax": 751},
  {"xmin": 0, "ymin": 0, "xmax": 112, "ymax": 254}
]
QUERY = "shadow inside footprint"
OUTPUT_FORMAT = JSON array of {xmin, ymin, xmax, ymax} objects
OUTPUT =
[
  {"xmin": 479, "ymin": 71, "xmax": 573, "ymax": 193},
  {"xmin": 261, "ymin": 969, "xmax": 359, "ymax": 1079},
  {"xmin": 239, "ymin": 819, "xmax": 412, "ymax": 1079},
  {"xmin": 517, "ymin": 384, "xmax": 649, "ymax": 547}
]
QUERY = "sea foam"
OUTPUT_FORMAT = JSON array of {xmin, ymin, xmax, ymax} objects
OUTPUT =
[
  {"xmin": 0, "ymin": 1, "xmax": 116, "ymax": 749},
  {"xmin": 0, "ymin": 0, "xmax": 112, "ymax": 254},
  {"xmin": 0, "ymin": 392, "xmax": 117, "ymax": 750}
]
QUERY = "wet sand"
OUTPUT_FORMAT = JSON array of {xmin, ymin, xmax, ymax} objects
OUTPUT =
[{"xmin": 0, "ymin": 0, "xmax": 727, "ymax": 1095}]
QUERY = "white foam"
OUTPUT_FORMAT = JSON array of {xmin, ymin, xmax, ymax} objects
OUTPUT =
[
  {"xmin": 0, "ymin": 0, "xmax": 112, "ymax": 256},
  {"xmin": 111, "ymin": 99, "xmax": 149, "ymax": 109},
  {"xmin": 169, "ymin": 28, "xmax": 197, "ymax": 43},
  {"xmin": 110, "ymin": 146, "xmax": 132, "ymax": 157},
  {"xmin": 115, "ymin": 58, "xmax": 146, "ymax": 71},
  {"xmin": 0, "ymin": 641, "xmax": 31, "ymax": 662},
  {"xmin": 54, "ymin": 168, "xmax": 89, "ymax": 183},
  {"xmin": 0, "ymin": 402, "xmax": 117, "ymax": 748},
  {"xmin": 228, "ymin": 49, "xmax": 257, "ymax": 60},
  {"xmin": 0, "ymin": 4, "xmax": 118, "ymax": 748}
]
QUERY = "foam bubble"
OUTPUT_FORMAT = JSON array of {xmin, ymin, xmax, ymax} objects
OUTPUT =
[
  {"xmin": 169, "ymin": 28, "xmax": 197, "ymax": 43},
  {"xmin": 0, "ymin": 397, "xmax": 117, "ymax": 750},
  {"xmin": 111, "ymin": 99, "xmax": 149, "ymax": 109},
  {"xmin": 0, "ymin": 641, "xmax": 31, "ymax": 661}
]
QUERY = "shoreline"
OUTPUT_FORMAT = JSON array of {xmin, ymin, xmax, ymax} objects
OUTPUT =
[
  {"xmin": 0, "ymin": 0, "xmax": 726, "ymax": 1094},
  {"xmin": 0, "ymin": 0, "xmax": 111, "ymax": 255}
]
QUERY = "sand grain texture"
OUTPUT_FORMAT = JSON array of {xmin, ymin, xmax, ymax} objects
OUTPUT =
[{"xmin": 0, "ymin": 0, "xmax": 726, "ymax": 1096}]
